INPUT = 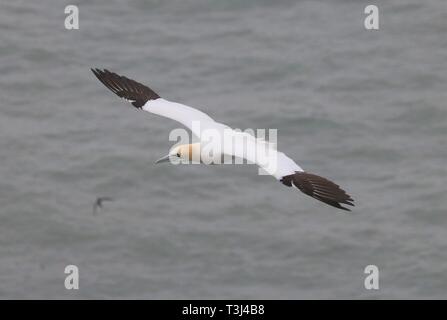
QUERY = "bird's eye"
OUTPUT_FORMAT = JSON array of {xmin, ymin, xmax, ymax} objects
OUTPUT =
[{"xmin": 176, "ymin": 153, "xmax": 181, "ymax": 157}]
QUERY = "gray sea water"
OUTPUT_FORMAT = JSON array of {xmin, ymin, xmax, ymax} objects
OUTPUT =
[{"xmin": 1, "ymin": 0, "xmax": 446, "ymax": 299}]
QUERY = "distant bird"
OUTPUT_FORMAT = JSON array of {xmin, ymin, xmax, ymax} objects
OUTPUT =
[
  {"xmin": 91, "ymin": 69, "xmax": 354, "ymax": 211},
  {"xmin": 93, "ymin": 197, "xmax": 114, "ymax": 214}
]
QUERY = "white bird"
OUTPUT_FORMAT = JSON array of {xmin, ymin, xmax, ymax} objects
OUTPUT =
[{"xmin": 91, "ymin": 69, "xmax": 354, "ymax": 211}]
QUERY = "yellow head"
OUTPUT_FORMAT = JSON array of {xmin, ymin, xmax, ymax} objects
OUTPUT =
[{"xmin": 155, "ymin": 143, "xmax": 201, "ymax": 164}]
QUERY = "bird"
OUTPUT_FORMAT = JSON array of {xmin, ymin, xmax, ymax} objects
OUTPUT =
[
  {"xmin": 91, "ymin": 68, "xmax": 354, "ymax": 211},
  {"xmin": 93, "ymin": 196, "xmax": 114, "ymax": 214}
]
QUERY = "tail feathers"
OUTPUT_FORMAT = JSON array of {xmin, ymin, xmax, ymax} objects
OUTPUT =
[
  {"xmin": 281, "ymin": 171, "xmax": 354, "ymax": 211},
  {"xmin": 91, "ymin": 68, "xmax": 160, "ymax": 108}
]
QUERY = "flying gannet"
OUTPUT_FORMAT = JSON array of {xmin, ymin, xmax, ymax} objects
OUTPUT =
[{"xmin": 91, "ymin": 69, "xmax": 354, "ymax": 211}]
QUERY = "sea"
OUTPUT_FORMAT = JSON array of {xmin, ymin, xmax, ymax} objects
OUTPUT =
[{"xmin": 0, "ymin": 0, "xmax": 446, "ymax": 298}]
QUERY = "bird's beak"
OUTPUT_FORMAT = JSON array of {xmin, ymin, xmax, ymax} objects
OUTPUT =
[{"xmin": 154, "ymin": 154, "xmax": 172, "ymax": 164}]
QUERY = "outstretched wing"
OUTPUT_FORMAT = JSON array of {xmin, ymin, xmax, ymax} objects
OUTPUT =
[
  {"xmin": 91, "ymin": 68, "xmax": 216, "ymax": 136},
  {"xmin": 221, "ymin": 133, "xmax": 354, "ymax": 211},
  {"xmin": 220, "ymin": 130, "xmax": 303, "ymax": 178},
  {"xmin": 280, "ymin": 172, "xmax": 354, "ymax": 211}
]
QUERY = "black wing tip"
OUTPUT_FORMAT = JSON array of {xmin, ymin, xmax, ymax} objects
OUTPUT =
[
  {"xmin": 91, "ymin": 68, "xmax": 114, "ymax": 76},
  {"xmin": 91, "ymin": 67, "xmax": 100, "ymax": 77},
  {"xmin": 281, "ymin": 171, "xmax": 355, "ymax": 212},
  {"xmin": 90, "ymin": 67, "xmax": 108, "ymax": 72},
  {"xmin": 91, "ymin": 67, "xmax": 160, "ymax": 109},
  {"xmin": 91, "ymin": 67, "xmax": 105, "ymax": 76}
]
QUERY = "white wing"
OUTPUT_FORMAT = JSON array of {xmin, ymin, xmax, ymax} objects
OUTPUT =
[
  {"xmin": 143, "ymin": 98, "xmax": 216, "ymax": 138},
  {"xmin": 91, "ymin": 69, "xmax": 217, "ymax": 137},
  {"xmin": 220, "ymin": 130, "xmax": 303, "ymax": 179}
]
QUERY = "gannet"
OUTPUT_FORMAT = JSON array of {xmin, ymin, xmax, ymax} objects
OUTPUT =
[{"xmin": 91, "ymin": 69, "xmax": 354, "ymax": 211}]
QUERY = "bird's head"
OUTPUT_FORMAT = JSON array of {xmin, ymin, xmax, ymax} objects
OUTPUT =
[{"xmin": 155, "ymin": 143, "xmax": 200, "ymax": 164}]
